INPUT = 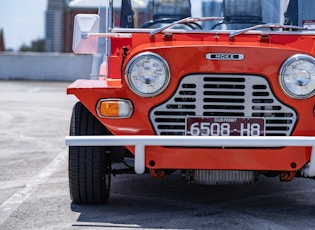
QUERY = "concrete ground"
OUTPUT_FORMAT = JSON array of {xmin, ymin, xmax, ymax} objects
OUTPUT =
[{"xmin": 1, "ymin": 80, "xmax": 315, "ymax": 230}]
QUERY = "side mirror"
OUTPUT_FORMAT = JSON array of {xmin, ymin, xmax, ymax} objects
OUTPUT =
[{"xmin": 72, "ymin": 14, "xmax": 100, "ymax": 54}]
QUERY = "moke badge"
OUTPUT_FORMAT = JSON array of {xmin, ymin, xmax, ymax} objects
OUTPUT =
[{"xmin": 205, "ymin": 53, "xmax": 244, "ymax": 60}]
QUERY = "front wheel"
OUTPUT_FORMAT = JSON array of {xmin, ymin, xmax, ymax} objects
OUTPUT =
[{"xmin": 69, "ymin": 102, "xmax": 111, "ymax": 204}]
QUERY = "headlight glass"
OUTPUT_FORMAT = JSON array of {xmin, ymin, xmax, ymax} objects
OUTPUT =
[
  {"xmin": 125, "ymin": 52, "xmax": 170, "ymax": 97},
  {"xmin": 280, "ymin": 54, "xmax": 315, "ymax": 99}
]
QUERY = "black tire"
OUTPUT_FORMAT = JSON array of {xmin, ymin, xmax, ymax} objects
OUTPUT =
[{"xmin": 69, "ymin": 102, "xmax": 111, "ymax": 204}]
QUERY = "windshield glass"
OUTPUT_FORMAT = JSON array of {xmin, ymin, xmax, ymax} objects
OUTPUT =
[{"xmin": 111, "ymin": 0, "xmax": 315, "ymax": 31}]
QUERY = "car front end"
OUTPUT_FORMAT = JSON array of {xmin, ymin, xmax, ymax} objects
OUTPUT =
[{"xmin": 66, "ymin": 0, "xmax": 315, "ymax": 204}]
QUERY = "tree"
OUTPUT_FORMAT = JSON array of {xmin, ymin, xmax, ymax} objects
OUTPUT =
[{"xmin": 19, "ymin": 38, "xmax": 45, "ymax": 52}]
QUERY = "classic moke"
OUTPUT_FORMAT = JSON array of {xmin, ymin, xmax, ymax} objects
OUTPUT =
[{"xmin": 66, "ymin": 0, "xmax": 315, "ymax": 204}]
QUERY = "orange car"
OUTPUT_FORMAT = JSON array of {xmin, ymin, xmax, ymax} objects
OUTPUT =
[{"xmin": 66, "ymin": 0, "xmax": 315, "ymax": 204}]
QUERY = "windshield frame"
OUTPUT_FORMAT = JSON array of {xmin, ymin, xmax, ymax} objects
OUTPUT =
[{"xmin": 102, "ymin": 0, "xmax": 315, "ymax": 35}]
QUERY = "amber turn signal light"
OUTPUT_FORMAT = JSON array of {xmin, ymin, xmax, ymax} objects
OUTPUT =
[{"xmin": 97, "ymin": 99, "xmax": 133, "ymax": 118}]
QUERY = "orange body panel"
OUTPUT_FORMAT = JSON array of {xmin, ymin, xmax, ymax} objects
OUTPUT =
[{"xmin": 68, "ymin": 32, "xmax": 315, "ymax": 171}]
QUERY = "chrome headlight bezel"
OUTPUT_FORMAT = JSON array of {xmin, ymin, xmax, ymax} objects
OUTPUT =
[
  {"xmin": 279, "ymin": 54, "xmax": 315, "ymax": 99},
  {"xmin": 125, "ymin": 52, "xmax": 170, "ymax": 97}
]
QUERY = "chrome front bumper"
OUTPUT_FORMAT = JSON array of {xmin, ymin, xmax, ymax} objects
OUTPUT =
[{"xmin": 66, "ymin": 136, "xmax": 315, "ymax": 177}]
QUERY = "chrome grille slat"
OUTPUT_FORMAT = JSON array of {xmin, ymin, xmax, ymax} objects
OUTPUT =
[
  {"xmin": 150, "ymin": 74, "xmax": 297, "ymax": 136},
  {"xmin": 266, "ymin": 123, "xmax": 292, "ymax": 126}
]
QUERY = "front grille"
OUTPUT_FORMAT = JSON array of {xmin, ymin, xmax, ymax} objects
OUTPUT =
[{"xmin": 150, "ymin": 74, "xmax": 297, "ymax": 136}]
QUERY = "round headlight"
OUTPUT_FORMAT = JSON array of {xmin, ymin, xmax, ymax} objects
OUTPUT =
[
  {"xmin": 125, "ymin": 52, "xmax": 170, "ymax": 97},
  {"xmin": 280, "ymin": 54, "xmax": 315, "ymax": 99}
]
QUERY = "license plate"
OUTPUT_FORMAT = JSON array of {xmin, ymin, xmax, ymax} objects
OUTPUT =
[{"xmin": 186, "ymin": 117, "xmax": 265, "ymax": 136}]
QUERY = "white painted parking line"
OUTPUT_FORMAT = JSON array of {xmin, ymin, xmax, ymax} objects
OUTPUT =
[
  {"xmin": 0, "ymin": 150, "xmax": 67, "ymax": 225},
  {"xmin": 73, "ymin": 223, "xmax": 143, "ymax": 229}
]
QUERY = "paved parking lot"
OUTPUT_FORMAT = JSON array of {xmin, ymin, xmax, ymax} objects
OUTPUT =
[{"xmin": 1, "ymin": 80, "xmax": 315, "ymax": 230}]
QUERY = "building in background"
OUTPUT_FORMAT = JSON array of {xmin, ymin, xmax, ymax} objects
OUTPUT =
[
  {"xmin": 45, "ymin": 0, "xmax": 66, "ymax": 52},
  {"xmin": 0, "ymin": 29, "xmax": 5, "ymax": 51},
  {"xmin": 45, "ymin": 0, "xmax": 98, "ymax": 52},
  {"xmin": 45, "ymin": 0, "xmax": 150, "ymax": 53}
]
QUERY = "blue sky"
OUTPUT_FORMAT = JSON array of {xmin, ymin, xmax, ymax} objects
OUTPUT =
[
  {"xmin": 0, "ymin": 0, "xmax": 47, "ymax": 51},
  {"xmin": 0, "ymin": 0, "xmax": 203, "ymax": 51}
]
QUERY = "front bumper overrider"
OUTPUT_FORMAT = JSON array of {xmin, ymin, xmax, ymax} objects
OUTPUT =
[{"xmin": 66, "ymin": 136, "xmax": 315, "ymax": 177}]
